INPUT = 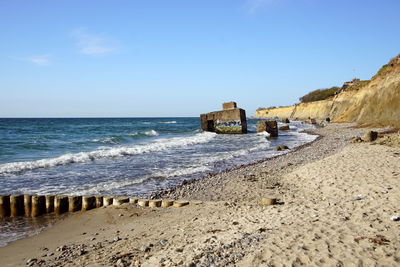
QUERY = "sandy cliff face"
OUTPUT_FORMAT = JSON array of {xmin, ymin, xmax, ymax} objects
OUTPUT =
[{"xmin": 255, "ymin": 55, "xmax": 400, "ymax": 126}]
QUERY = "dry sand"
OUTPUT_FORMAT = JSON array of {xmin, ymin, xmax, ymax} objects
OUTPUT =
[{"xmin": 0, "ymin": 124, "xmax": 399, "ymax": 266}]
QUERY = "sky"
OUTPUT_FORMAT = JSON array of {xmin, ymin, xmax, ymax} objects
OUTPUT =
[{"xmin": 0, "ymin": 0, "xmax": 399, "ymax": 117}]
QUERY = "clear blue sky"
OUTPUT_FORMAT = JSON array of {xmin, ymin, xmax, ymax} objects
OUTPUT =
[{"xmin": 0, "ymin": 0, "xmax": 399, "ymax": 117}]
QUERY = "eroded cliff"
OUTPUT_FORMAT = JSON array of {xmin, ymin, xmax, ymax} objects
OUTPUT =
[{"xmin": 255, "ymin": 54, "xmax": 400, "ymax": 126}]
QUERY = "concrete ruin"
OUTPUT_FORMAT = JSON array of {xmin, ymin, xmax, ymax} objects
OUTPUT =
[{"xmin": 200, "ymin": 102, "xmax": 247, "ymax": 134}]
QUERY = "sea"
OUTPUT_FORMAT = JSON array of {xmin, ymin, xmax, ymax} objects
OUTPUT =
[{"xmin": 0, "ymin": 117, "xmax": 317, "ymax": 247}]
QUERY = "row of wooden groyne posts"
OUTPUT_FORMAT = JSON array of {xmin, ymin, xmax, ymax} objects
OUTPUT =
[{"xmin": 0, "ymin": 194, "xmax": 191, "ymax": 218}]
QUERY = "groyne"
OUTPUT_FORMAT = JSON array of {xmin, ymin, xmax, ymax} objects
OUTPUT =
[{"xmin": 0, "ymin": 194, "xmax": 191, "ymax": 218}]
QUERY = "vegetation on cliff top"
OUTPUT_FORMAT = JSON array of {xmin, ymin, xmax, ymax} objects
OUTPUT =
[{"xmin": 299, "ymin": 86, "xmax": 339, "ymax": 103}]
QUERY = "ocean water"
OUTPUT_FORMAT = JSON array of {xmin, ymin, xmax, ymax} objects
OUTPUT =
[{"xmin": 0, "ymin": 117, "xmax": 317, "ymax": 246}]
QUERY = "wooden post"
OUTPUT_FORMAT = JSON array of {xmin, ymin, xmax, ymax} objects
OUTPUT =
[
  {"xmin": 10, "ymin": 195, "xmax": 24, "ymax": 217},
  {"xmin": 31, "ymin": 195, "xmax": 46, "ymax": 217},
  {"xmin": 68, "ymin": 196, "xmax": 82, "ymax": 212},
  {"xmin": 149, "ymin": 199, "xmax": 162, "ymax": 208},
  {"xmin": 45, "ymin": 195, "xmax": 55, "ymax": 213},
  {"xmin": 173, "ymin": 200, "xmax": 189, "ymax": 208},
  {"xmin": 24, "ymin": 195, "xmax": 32, "ymax": 216},
  {"xmin": 0, "ymin": 195, "xmax": 11, "ymax": 217},
  {"xmin": 95, "ymin": 196, "xmax": 103, "ymax": 208},
  {"xmin": 54, "ymin": 195, "xmax": 68, "ymax": 215},
  {"xmin": 113, "ymin": 197, "xmax": 129, "ymax": 206},
  {"xmin": 103, "ymin": 196, "xmax": 113, "ymax": 206},
  {"xmin": 137, "ymin": 199, "xmax": 149, "ymax": 207},
  {"xmin": 129, "ymin": 197, "xmax": 139, "ymax": 204},
  {"xmin": 82, "ymin": 196, "xmax": 96, "ymax": 211},
  {"xmin": 161, "ymin": 199, "xmax": 174, "ymax": 208}
]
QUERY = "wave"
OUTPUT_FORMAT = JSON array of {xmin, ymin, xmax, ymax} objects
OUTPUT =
[
  {"xmin": 159, "ymin": 121, "xmax": 177, "ymax": 124},
  {"xmin": 91, "ymin": 136, "xmax": 125, "ymax": 144},
  {"xmin": 129, "ymin": 129, "xmax": 159, "ymax": 138},
  {"xmin": 0, "ymin": 132, "xmax": 217, "ymax": 175}
]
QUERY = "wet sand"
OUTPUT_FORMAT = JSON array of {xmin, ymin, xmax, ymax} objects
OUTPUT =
[{"xmin": 0, "ymin": 124, "xmax": 399, "ymax": 266}]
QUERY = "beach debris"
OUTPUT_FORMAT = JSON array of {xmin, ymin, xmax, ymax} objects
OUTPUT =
[
  {"xmin": 354, "ymin": 235, "xmax": 390, "ymax": 245},
  {"xmin": 390, "ymin": 216, "xmax": 400, "ymax": 221},
  {"xmin": 362, "ymin": 131, "xmax": 378, "ymax": 142},
  {"xmin": 279, "ymin": 125, "xmax": 290, "ymax": 131},
  {"xmin": 351, "ymin": 195, "xmax": 365, "ymax": 201},
  {"xmin": 26, "ymin": 258, "xmax": 37, "ymax": 266},
  {"xmin": 276, "ymin": 145, "xmax": 289, "ymax": 151},
  {"xmin": 351, "ymin": 136, "xmax": 363, "ymax": 143},
  {"xmin": 306, "ymin": 118, "xmax": 317, "ymax": 124},
  {"xmin": 260, "ymin": 197, "xmax": 277, "ymax": 206}
]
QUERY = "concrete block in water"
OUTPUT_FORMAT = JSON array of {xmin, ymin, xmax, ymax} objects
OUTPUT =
[
  {"xmin": 31, "ymin": 195, "xmax": 46, "ymax": 217},
  {"xmin": 173, "ymin": 201, "xmax": 189, "ymax": 208},
  {"xmin": 54, "ymin": 195, "xmax": 69, "ymax": 215},
  {"xmin": 0, "ymin": 195, "xmax": 11, "ymax": 217},
  {"xmin": 68, "ymin": 196, "xmax": 82, "ymax": 212},
  {"xmin": 137, "ymin": 199, "xmax": 149, "ymax": 207},
  {"xmin": 45, "ymin": 195, "xmax": 55, "ymax": 213},
  {"xmin": 10, "ymin": 195, "xmax": 24, "ymax": 217},
  {"xmin": 129, "ymin": 197, "xmax": 139, "ymax": 204},
  {"xmin": 161, "ymin": 200, "xmax": 174, "ymax": 207},
  {"xmin": 256, "ymin": 120, "xmax": 278, "ymax": 137},
  {"xmin": 24, "ymin": 195, "xmax": 32, "ymax": 216},
  {"xmin": 149, "ymin": 199, "xmax": 162, "ymax": 208},
  {"xmin": 82, "ymin": 196, "xmax": 96, "ymax": 211},
  {"xmin": 113, "ymin": 197, "xmax": 129, "ymax": 206},
  {"xmin": 95, "ymin": 196, "xmax": 103, "ymax": 208},
  {"xmin": 103, "ymin": 196, "xmax": 113, "ymax": 206}
]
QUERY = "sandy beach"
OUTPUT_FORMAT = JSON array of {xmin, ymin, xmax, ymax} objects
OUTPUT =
[{"xmin": 0, "ymin": 123, "xmax": 399, "ymax": 266}]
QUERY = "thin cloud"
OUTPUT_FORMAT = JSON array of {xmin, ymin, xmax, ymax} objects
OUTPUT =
[
  {"xmin": 71, "ymin": 28, "xmax": 120, "ymax": 56},
  {"xmin": 18, "ymin": 55, "xmax": 51, "ymax": 66},
  {"xmin": 245, "ymin": 0, "xmax": 279, "ymax": 13}
]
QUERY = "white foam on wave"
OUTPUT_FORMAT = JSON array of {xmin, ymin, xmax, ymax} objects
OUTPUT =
[
  {"xmin": 129, "ymin": 129, "xmax": 159, "ymax": 137},
  {"xmin": 257, "ymin": 131, "xmax": 271, "ymax": 137},
  {"xmin": 91, "ymin": 136, "xmax": 121, "ymax": 144},
  {"xmin": 144, "ymin": 129, "xmax": 159, "ymax": 136},
  {"xmin": 69, "ymin": 177, "xmax": 149, "ymax": 196},
  {"xmin": 159, "ymin": 121, "xmax": 177, "ymax": 124},
  {"xmin": 0, "ymin": 132, "xmax": 217, "ymax": 175}
]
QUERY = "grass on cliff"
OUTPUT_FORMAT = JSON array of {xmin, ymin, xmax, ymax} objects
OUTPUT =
[{"xmin": 299, "ymin": 86, "xmax": 339, "ymax": 103}]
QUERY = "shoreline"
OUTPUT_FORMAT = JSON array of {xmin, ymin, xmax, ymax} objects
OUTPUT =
[
  {"xmin": 0, "ymin": 123, "xmax": 399, "ymax": 266},
  {"xmin": 0, "ymin": 122, "xmax": 319, "ymax": 248}
]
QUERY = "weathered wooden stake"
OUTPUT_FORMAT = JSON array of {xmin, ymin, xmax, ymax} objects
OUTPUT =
[
  {"xmin": 68, "ymin": 196, "xmax": 82, "ymax": 212},
  {"xmin": 113, "ymin": 197, "xmax": 129, "ymax": 206},
  {"xmin": 54, "ymin": 195, "xmax": 68, "ymax": 215},
  {"xmin": 161, "ymin": 199, "xmax": 174, "ymax": 208},
  {"xmin": 103, "ymin": 196, "xmax": 113, "ymax": 206},
  {"xmin": 138, "ymin": 199, "xmax": 149, "ymax": 207},
  {"xmin": 31, "ymin": 195, "xmax": 46, "ymax": 217},
  {"xmin": 24, "ymin": 195, "xmax": 32, "ymax": 216},
  {"xmin": 149, "ymin": 199, "xmax": 162, "ymax": 208},
  {"xmin": 95, "ymin": 196, "xmax": 103, "ymax": 208},
  {"xmin": 82, "ymin": 196, "xmax": 96, "ymax": 211},
  {"xmin": 0, "ymin": 195, "xmax": 11, "ymax": 217},
  {"xmin": 45, "ymin": 195, "xmax": 55, "ymax": 213},
  {"xmin": 129, "ymin": 197, "xmax": 139, "ymax": 204},
  {"xmin": 173, "ymin": 200, "xmax": 189, "ymax": 208}
]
